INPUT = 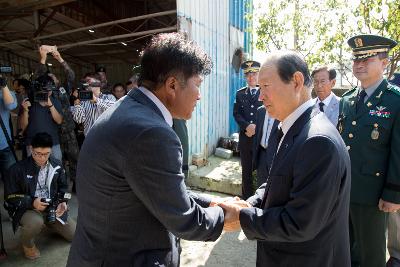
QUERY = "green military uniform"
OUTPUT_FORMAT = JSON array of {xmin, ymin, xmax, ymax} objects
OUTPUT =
[
  {"xmin": 172, "ymin": 119, "xmax": 189, "ymax": 178},
  {"xmin": 339, "ymin": 34, "xmax": 400, "ymax": 267}
]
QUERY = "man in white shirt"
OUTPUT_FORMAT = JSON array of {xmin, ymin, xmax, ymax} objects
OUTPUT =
[{"xmin": 311, "ymin": 66, "xmax": 340, "ymax": 126}]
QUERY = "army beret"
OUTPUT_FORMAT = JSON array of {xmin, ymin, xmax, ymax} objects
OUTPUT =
[
  {"xmin": 347, "ymin": 34, "xmax": 397, "ymax": 60},
  {"xmin": 241, "ymin": 60, "xmax": 260, "ymax": 74}
]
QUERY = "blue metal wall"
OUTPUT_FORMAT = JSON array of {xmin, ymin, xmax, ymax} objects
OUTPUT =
[
  {"xmin": 229, "ymin": 0, "xmax": 253, "ymax": 134},
  {"xmin": 177, "ymin": 0, "xmax": 252, "ymax": 157}
]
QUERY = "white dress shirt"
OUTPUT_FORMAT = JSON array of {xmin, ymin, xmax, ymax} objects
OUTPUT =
[
  {"xmin": 139, "ymin": 86, "xmax": 173, "ymax": 127},
  {"xmin": 316, "ymin": 92, "xmax": 334, "ymax": 111},
  {"xmin": 260, "ymin": 112, "xmax": 274, "ymax": 148},
  {"xmin": 278, "ymin": 98, "xmax": 315, "ymax": 151}
]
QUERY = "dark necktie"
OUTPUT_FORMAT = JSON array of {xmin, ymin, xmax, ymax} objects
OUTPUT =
[
  {"xmin": 251, "ymin": 89, "xmax": 256, "ymax": 95},
  {"xmin": 356, "ymin": 90, "xmax": 367, "ymax": 113},
  {"xmin": 276, "ymin": 127, "xmax": 284, "ymax": 145},
  {"xmin": 319, "ymin": 102, "xmax": 325, "ymax": 112}
]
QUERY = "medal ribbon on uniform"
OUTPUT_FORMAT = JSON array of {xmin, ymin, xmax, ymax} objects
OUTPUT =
[{"xmin": 369, "ymin": 106, "xmax": 391, "ymax": 118}]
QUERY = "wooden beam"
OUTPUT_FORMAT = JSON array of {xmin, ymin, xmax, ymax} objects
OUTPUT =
[
  {"xmin": 58, "ymin": 26, "xmax": 176, "ymax": 49},
  {"xmin": 0, "ymin": 0, "xmax": 76, "ymax": 11},
  {"xmin": 0, "ymin": 10, "xmax": 177, "ymax": 46},
  {"xmin": 33, "ymin": 8, "xmax": 57, "ymax": 37}
]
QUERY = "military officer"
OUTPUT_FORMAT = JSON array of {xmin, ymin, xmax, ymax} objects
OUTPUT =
[
  {"xmin": 233, "ymin": 60, "xmax": 263, "ymax": 199},
  {"xmin": 339, "ymin": 34, "xmax": 400, "ymax": 267}
]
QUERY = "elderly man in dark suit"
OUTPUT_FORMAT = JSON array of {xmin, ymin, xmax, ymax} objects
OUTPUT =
[
  {"xmin": 67, "ymin": 33, "xmax": 232, "ymax": 267},
  {"xmin": 220, "ymin": 51, "xmax": 351, "ymax": 266}
]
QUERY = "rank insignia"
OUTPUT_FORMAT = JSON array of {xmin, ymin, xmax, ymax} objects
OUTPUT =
[
  {"xmin": 376, "ymin": 91, "xmax": 383, "ymax": 99},
  {"xmin": 369, "ymin": 106, "xmax": 391, "ymax": 118},
  {"xmin": 354, "ymin": 38, "xmax": 363, "ymax": 47}
]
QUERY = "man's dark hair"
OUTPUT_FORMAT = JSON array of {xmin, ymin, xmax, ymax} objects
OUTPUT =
[
  {"xmin": 31, "ymin": 132, "xmax": 53, "ymax": 148},
  {"xmin": 112, "ymin": 83, "xmax": 126, "ymax": 92},
  {"xmin": 273, "ymin": 52, "xmax": 312, "ymax": 87},
  {"xmin": 83, "ymin": 72, "xmax": 101, "ymax": 81},
  {"xmin": 138, "ymin": 32, "xmax": 212, "ymax": 88},
  {"xmin": 18, "ymin": 79, "xmax": 31, "ymax": 90},
  {"xmin": 311, "ymin": 66, "xmax": 337, "ymax": 80}
]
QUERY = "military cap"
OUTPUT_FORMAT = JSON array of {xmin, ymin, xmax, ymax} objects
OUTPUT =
[
  {"xmin": 241, "ymin": 60, "xmax": 260, "ymax": 74},
  {"xmin": 96, "ymin": 66, "xmax": 106, "ymax": 73},
  {"xmin": 347, "ymin": 34, "xmax": 398, "ymax": 60}
]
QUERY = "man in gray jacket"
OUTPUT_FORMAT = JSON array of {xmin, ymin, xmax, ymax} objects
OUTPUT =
[
  {"xmin": 67, "ymin": 32, "xmax": 231, "ymax": 267},
  {"xmin": 311, "ymin": 66, "xmax": 340, "ymax": 126}
]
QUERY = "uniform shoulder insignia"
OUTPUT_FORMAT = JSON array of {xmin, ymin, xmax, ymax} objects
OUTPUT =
[
  {"xmin": 341, "ymin": 87, "xmax": 356, "ymax": 97},
  {"xmin": 387, "ymin": 84, "xmax": 400, "ymax": 97}
]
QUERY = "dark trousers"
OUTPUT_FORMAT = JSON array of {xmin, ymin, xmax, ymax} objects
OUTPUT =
[
  {"xmin": 350, "ymin": 203, "xmax": 387, "ymax": 267},
  {"xmin": 239, "ymin": 133, "xmax": 254, "ymax": 199},
  {"xmin": 255, "ymin": 146, "xmax": 269, "ymax": 188},
  {"xmin": 0, "ymin": 147, "xmax": 16, "ymax": 182}
]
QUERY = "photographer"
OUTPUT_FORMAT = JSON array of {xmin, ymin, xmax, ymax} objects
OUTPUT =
[
  {"xmin": 71, "ymin": 76, "xmax": 115, "ymax": 136},
  {"xmin": 37, "ymin": 47, "xmax": 79, "ymax": 189},
  {"xmin": 0, "ymin": 74, "xmax": 17, "ymax": 180},
  {"xmin": 3, "ymin": 132, "xmax": 76, "ymax": 260},
  {"xmin": 19, "ymin": 74, "xmax": 63, "ymax": 161}
]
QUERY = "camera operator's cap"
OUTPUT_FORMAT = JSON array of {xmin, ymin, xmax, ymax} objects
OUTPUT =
[
  {"xmin": 96, "ymin": 66, "xmax": 106, "ymax": 73},
  {"xmin": 241, "ymin": 60, "xmax": 261, "ymax": 74},
  {"xmin": 348, "ymin": 34, "xmax": 398, "ymax": 60}
]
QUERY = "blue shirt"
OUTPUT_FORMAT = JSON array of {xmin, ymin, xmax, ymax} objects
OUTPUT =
[{"xmin": 0, "ymin": 90, "xmax": 17, "ymax": 150}]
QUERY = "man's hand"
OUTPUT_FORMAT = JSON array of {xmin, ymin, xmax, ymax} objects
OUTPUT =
[
  {"xmin": 21, "ymin": 98, "xmax": 31, "ymax": 111},
  {"xmin": 245, "ymin": 124, "xmax": 256, "ymax": 137},
  {"xmin": 90, "ymin": 94, "xmax": 98, "ymax": 104},
  {"xmin": 219, "ymin": 201, "xmax": 244, "ymax": 232},
  {"xmin": 39, "ymin": 46, "xmax": 47, "ymax": 64},
  {"xmin": 51, "ymin": 51, "xmax": 64, "ymax": 63},
  {"xmin": 378, "ymin": 199, "xmax": 400, "ymax": 212},
  {"xmin": 33, "ymin": 197, "xmax": 49, "ymax": 212},
  {"xmin": 56, "ymin": 202, "xmax": 68, "ymax": 217}
]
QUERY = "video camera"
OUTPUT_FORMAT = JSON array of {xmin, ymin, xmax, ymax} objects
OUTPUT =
[
  {"xmin": 40, "ymin": 192, "xmax": 71, "ymax": 224},
  {"xmin": 30, "ymin": 78, "xmax": 57, "ymax": 103},
  {"xmin": 77, "ymin": 81, "xmax": 100, "ymax": 101},
  {"xmin": 0, "ymin": 66, "xmax": 12, "ymax": 88}
]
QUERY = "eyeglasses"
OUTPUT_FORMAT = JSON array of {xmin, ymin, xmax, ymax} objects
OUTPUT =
[
  {"xmin": 32, "ymin": 151, "xmax": 51, "ymax": 158},
  {"xmin": 313, "ymin": 79, "xmax": 329, "ymax": 85}
]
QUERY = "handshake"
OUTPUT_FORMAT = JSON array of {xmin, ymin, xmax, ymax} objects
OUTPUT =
[{"xmin": 210, "ymin": 196, "xmax": 252, "ymax": 232}]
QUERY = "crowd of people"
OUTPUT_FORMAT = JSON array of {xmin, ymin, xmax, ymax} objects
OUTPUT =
[
  {"xmin": 233, "ymin": 34, "xmax": 400, "ymax": 267},
  {"xmin": 0, "ymin": 46, "xmax": 139, "ymax": 260},
  {"xmin": 0, "ymin": 31, "xmax": 399, "ymax": 267}
]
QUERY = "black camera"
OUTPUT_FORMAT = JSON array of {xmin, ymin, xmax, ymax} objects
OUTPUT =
[
  {"xmin": 30, "ymin": 80, "xmax": 57, "ymax": 103},
  {"xmin": 0, "ymin": 66, "xmax": 12, "ymax": 74},
  {"xmin": 0, "ymin": 66, "xmax": 12, "ymax": 88},
  {"xmin": 77, "ymin": 82, "xmax": 96, "ymax": 101},
  {"xmin": 41, "ymin": 192, "xmax": 71, "ymax": 224}
]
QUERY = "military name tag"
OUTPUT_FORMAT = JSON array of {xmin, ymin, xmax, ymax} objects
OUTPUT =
[{"xmin": 371, "ymin": 123, "xmax": 379, "ymax": 140}]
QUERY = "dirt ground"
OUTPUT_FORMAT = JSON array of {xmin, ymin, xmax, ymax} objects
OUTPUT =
[{"xmin": 0, "ymin": 188, "xmax": 256, "ymax": 267}]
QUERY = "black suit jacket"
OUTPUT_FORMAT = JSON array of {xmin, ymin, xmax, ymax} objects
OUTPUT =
[
  {"xmin": 252, "ymin": 106, "xmax": 279, "ymax": 171},
  {"xmin": 241, "ymin": 106, "xmax": 351, "ymax": 267},
  {"xmin": 67, "ymin": 89, "xmax": 224, "ymax": 267}
]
